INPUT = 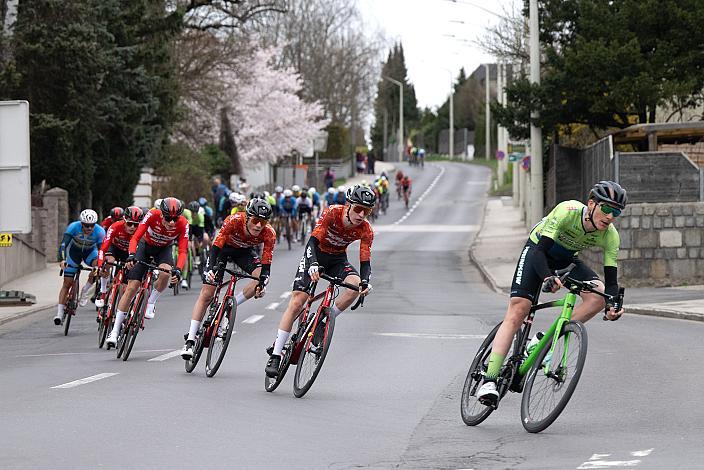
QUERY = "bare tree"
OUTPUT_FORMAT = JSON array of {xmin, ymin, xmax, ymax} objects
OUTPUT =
[{"xmin": 475, "ymin": 1, "xmax": 528, "ymax": 66}]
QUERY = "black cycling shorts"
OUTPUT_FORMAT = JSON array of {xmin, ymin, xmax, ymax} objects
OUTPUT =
[
  {"xmin": 127, "ymin": 241, "xmax": 174, "ymax": 281},
  {"xmin": 510, "ymin": 241, "xmax": 600, "ymax": 302},
  {"xmin": 189, "ymin": 225, "xmax": 204, "ymax": 241},
  {"xmin": 206, "ymin": 246, "xmax": 261, "ymax": 285},
  {"xmin": 105, "ymin": 245, "xmax": 129, "ymax": 261},
  {"xmin": 292, "ymin": 248, "xmax": 359, "ymax": 292}
]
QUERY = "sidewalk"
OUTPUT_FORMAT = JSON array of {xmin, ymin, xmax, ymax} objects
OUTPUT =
[
  {"xmin": 470, "ymin": 196, "xmax": 704, "ymax": 322},
  {"xmin": 0, "ymin": 263, "xmax": 61, "ymax": 326}
]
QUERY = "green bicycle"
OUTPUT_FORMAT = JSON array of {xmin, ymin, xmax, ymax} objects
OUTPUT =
[{"xmin": 461, "ymin": 264, "xmax": 624, "ymax": 433}]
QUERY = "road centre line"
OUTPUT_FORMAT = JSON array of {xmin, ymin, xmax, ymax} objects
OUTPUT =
[
  {"xmin": 147, "ymin": 350, "xmax": 183, "ymax": 362},
  {"xmin": 265, "ymin": 302, "xmax": 280, "ymax": 310},
  {"xmin": 51, "ymin": 373, "xmax": 118, "ymax": 389},
  {"xmin": 242, "ymin": 314, "xmax": 265, "ymax": 324},
  {"xmin": 374, "ymin": 332, "xmax": 487, "ymax": 340},
  {"xmin": 393, "ymin": 165, "xmax": 445, "ymax": 225},
  {"xmin": 280, "ymin": 291, "xmax": 292, "ymax": 299}
]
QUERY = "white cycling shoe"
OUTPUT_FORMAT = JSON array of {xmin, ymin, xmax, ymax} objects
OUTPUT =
[
  {"xmin": 95, "ymin": 296, "xmax": 106, "ymax": 309},
  {"xmin": 106, "ymin": 331, "xmax": 118, "ymax": 347},
  {"xmin": 144, "ymin": 303, "xmax": 156, "ymax": 320},
  {"xmin": 180, "ymin": 279, "xmax": 188, "ymax": 289},
  {"xmin": 477, "ymin": 381, "xmax": 499, "ymax": 404},
  {"xmin": 78, "ymin": 291, "xmax": 91, "ymax": 307}
]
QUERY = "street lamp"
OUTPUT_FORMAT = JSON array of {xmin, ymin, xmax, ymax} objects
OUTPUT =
[
  {"xmin": 383, "ymin": 75, "xmax": 404, "ymax": 163},
  {"xmin": 439, "ymin": 67, "xmax": 455, "ymax": 159}
]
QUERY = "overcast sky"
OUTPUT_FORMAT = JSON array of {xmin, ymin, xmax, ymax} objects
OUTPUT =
[{"xmin": 358, "ymin": 0, "xmax": 514, "ymax": 110}]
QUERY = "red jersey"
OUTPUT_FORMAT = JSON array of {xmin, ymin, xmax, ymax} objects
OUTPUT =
[
  {"xmin": 311, "ymin": 205, "xmax": 373, "ymax": 262},
  {"xmin": 97, "ymin": 220, "xmax": 131, "ymax": 266},
  {"xmin": 129, "ymin": 208, "xmax": 189, "ymax": 270},
  {"xmin": 213, "ymin": 213, "xmax": 276, "ymax": 265},
  {"xmin": 101, "ymin": 216, "xmax": 114, "ymax": 230}
]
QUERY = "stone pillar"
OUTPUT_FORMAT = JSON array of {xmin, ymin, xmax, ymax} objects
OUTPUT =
[{"xmin": 43, "ymin": 187, "xmax": 68, "ymax": 261}]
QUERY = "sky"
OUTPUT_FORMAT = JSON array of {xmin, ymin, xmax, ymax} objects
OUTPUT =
[{"xmin": 358, "ymin": 0, "xmax": 514, "ymax": 110}]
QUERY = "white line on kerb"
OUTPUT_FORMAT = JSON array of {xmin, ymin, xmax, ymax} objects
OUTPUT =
[
  {"xmin": 51, "ymin": 373, "xmax": 118, "ymax": 389},
  {"xmin": 265, "ymin": 302, "xmax": 280, "ymax": 310},
  {"xmin": 279, "ymin": 292, "xmax": 292, "ymax": 299},
  {"xmin": 147, "ymin": 350, "xmax": 183, "ymax": 362},
  {"xmin": 17, "ymin": 348, "xmax": 174, "ymax": 358},
  {"xmin": 242, "ymin": 314, "xmax": 265, "ymax": 324}
]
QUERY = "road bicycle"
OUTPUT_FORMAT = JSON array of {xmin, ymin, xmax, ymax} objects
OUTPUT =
[
  {"xmin": 58, "ymin": 264, "xmax": 94, "ymax": 336},
  {"xmin": 116, "ymin": 260, "xmax": 174, "ymax": 361},
  {"xmin": 299, "ymin": 211, "xmax": 313, "ymax": 244},
  {"xmin": 265, "ymin": 272, "xmax": 364, "ymax": 397},
  {"xmin": 460, "ymin": 264, "xmax": 624, "ymax": 433},
  {"xmin": 184, "ymin": 262, "xmax": 259, "ymax": 377},
  {"xmin": 172, "ymin": 245, "xmax": 193, "ymax": 295},
  {"xmin": 98, "ymin": 260, "xmax": 126, "ymax": 349}
]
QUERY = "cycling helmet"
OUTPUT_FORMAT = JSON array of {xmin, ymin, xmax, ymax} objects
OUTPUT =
[
  {"xmin": 327, "ymin": 187, "xmax": 335, "ymax": 195},
  {"xmin": 160, "ymin": 197, "xmax": 184, "ymax": 218},
  {"xmin": 346, "ymin": 184, "xmax": 377, "ymax": 208},
  {"xmin": 154, "ymin": 198, "xmax": 163, "ymax": 209},
  {"xmin": 309, "ymin": 187, "xmax": 317, "ymax": 194},
  {"xmin": 110, "ymin": 207, "xmax": 124, "ymax": 221},
  {"xmin": 292, "ymin": 184, "xmax": 301, "ymax": 193},
  {"xmin": 188, "ymin": 200, "xmax": 200, "ymax": 213},
  {"xmin": 229, "ymin": 192, "xmax": 246, "ymax": 205},
  {"xmin": 198, "ymin": 197, "xmax": 208, "ymax": 206},
  {"xmin": 589, "ymin": 181, "xmax": 628, "ymax": 209},
  {"xmin": 124, "ymin": 206, "xmax": 144, "ymax": 223},
  {"xmin": 252, "ymin": 192, "xmax": 266, "ymax": 200},
  {"xmin": 337, "ymin": 185, "xmax": 345, "ymax": 192},
  {"xmin": 300, "ymin": 191, "xmax": 308, "ymax": 198},
  {"xmin": 274, "ymin": 185, "xmax": 283, "ymax": 193},
  {"xmin": 263, "ymin": 191, "xmax": 271, "ymax": 198},
  {"xmin": 246, "ymin": 198, "xmax": 273, "ymax": 220},
  {"xmin": 79, "ymin": 209, "xmax": 98, "ymax": 224},
  {"xmin": 283, "ymin": 189, "xmax": 293, "ymax": 197}
]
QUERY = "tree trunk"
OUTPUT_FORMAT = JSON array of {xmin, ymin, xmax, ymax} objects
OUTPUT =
[{"xmin": 219, "ymin": 106, "xmax": 243, "ymax": 176}]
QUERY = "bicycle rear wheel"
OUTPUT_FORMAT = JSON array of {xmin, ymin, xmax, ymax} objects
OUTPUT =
[
  {"xmin": 265, "ymin": 317, "xmax": 304, "ymax": 392},
  {"xmin": 460, "ymin": 322, "xmax": 502, "ymax": 426},
  {"xmin": 185, "ymin": 330, "xmax": 206, "ymax": 373},
  {"xmin": 122, "ymin": 294, "xmax": 146, "ymax": 361},
  {"xmin": 285, "ymin": 220, "xmax": 292, "ymax": 250},
  {"xmin": 293, "ymin": 311, "xmax": 335, "ymax": 398},
  {"xmin": 205, "ymin": 298, "xmax": 236, "ymax": 377},
  {"xmin": 520, "ymin": 321, "xmax": 588, "ymax": 433},
  {"xmin": 98, "ymin": 286, "xmax": 117, "ymax": 348}
]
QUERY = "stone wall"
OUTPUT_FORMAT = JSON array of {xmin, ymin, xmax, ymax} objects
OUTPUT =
[{"xmin": 581, "ymin": 202, "xmax": 704, "ymax": 286}]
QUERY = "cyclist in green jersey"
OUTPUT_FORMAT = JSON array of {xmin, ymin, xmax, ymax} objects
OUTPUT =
[
  {"xmin": 188, "ymin": 201, "xmax": 210, "ymax": 271},
  {"xmin": 477, "ymin": 181, "xmax": 628, "ymax": 405}
]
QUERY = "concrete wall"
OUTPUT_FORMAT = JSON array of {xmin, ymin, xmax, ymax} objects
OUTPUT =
[{"xmin": 581, "ymin": 202, "xmax": 704, "ymax": 287}]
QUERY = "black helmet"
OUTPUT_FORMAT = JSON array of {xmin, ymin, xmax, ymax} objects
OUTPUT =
[
  {"xmin": 345, "ymin": 184, "xmax": 377, "ymax": 208},
  {"xmin": 188, "ymin": 200, "xmax": 200, "ymax": 213},
  {"xmin": 245, "ymin": 198, "xmax": 273, "ymax": 220},
  {"xmin": 589, "ymin": 181, "xmax": 628, "ymax": 209}
]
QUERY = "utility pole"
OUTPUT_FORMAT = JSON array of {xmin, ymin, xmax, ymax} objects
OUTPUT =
[
  {"xmin": 383, "ymin": 108, "xmax": 388, "ymax": 161},
  {"xmin": 497, "ymin": 62, "xmax": 504, "ymax": 185},
  {"xmin": 384, "ymin": 76, "xmax": 404, "ymax": 163},
  {"xmin": 449, "ymin": 81, "xmax": 454, "ymax": 159},
  {"xmin": 484, "ymin": 63, "xmax": 490, "ymax": 160},
  {"xmin": 529, "ymin": 0, "xmax": 543, "ymax": 225}
]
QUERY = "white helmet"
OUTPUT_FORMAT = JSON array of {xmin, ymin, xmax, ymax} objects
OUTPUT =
[
  {"xmin": 283, "ymin": 189, "xmax": 293, "ymax": 197},
  {"xmin": 309, "ymin": 187, "xmax": 316, "ymax": 194},
  {"xmin": 327, "ymin": 187, "xmax": 336, "ymax": 195},
  {"xmin": 79, "ymin": 209, "xmax": 98, "ymax": 224},
  {"xmin": 229, "ymin": 192, "xmax": 246, "ymax": 204},
  {"xmin": 292, "ymin": 184, "xmax": 301, "ymax": 193},
  {"xmin": 263, "ymin": 191, "xmax": 271, "ymax": 197},
  {"xmin": 154, "ymin": 198, "xmax": 163, "ymax": 209},
  {"xmin": 275, "ymin": 186, "xmax": 283, "ymax": 193},
  {"xmin": 337, "ymin": 185, "xmax": 345, "ymax": 192}
]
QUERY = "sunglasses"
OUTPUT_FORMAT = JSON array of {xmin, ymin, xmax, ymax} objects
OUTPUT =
[
  {"xmin": 81, "ymin": 223, "xmax": 95, "ymax": 229},
  {"xmin": 125, "ymin": 221, "xmax": 139, "ymax": 228},
  {"xmin": 599, "ymin": 204, "xmax": 621, "ymax": 217},
  {"xmin": 250, "ymin": 216, "xmax": 268, "ymax": 226},
  {"xmin": 351, "ymin": 204, "xmax": 373, "ymax": 216},
  {"xmin": 163, "ymin": 215, "xmax": 178, "ymax": 223}
]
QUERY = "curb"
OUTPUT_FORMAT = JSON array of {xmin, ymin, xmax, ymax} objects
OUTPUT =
[
  {"xmin": 626, "ymin": 306, "xmax": 704, "ymax": 323},
  {"xmin": 0, "ymin": 303, "xmax": 56, "ymax": 327},
  {"xmin": 468, "ymin": 192, "xmax": 507, "ymax": 295}
]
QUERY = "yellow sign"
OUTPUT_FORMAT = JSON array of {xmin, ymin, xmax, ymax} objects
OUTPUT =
[{"xmin": 0, "ymin": 233, "xmax": 13, "ymax": 247}]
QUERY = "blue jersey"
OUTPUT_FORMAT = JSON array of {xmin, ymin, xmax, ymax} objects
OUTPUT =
[
  {"xmin": 324, "ymin": 193, "xmax": 336, "ymax": 206},
  {"xmin": 334, "ymin": 192, "xmax": 346, "ymax": 205},
  {"xmin": 59, "ymin": 221, "xmax": 105, "ymax": 260},
  {"xmin": 310, "ymin": 192, "xmax": 321, "ymax": 207},
  {"xmin": 278, "ymin": 196, "xmax": 298, "ymax": 216}
]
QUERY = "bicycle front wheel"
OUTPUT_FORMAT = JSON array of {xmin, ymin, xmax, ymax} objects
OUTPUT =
[
  {"xmin": 520, "ymin": 321, "xmax": 588, "ymax": 433},
  {"xmin": 205, "ymin": 298, "xmax": 236, "ymax": 377},
  {"xmin": 122, "ymin": 295, "xmax": 146, "ymax": 361},
  {"xmin": 293, "ymin": 312, "xmax": 335, "ymax": 398},
  {"xmin": 460, "ymin": 322, "xmax": 501, "ymax": 426},
  {"xmin": 185, "ymin": 330, "xmax": 206, "ymax": 373}
]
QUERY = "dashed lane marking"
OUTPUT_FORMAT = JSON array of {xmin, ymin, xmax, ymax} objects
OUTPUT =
[
  {"xmin": 242, "ymin": 314, "xmax": 265, "ymax": 324},
  {"xmin": 394, "ymin": 164, "xmax": 445, "ymax": 225},
  {"xmin": 147, "ymin": 350, "xmax": 183, "ymax": 362},
  {"xmin": 576, "ymin": 449, "xmax": 654, "ymax": 469},
  {"xmin": 265, "ymin": 302, "xmax": 280, "ymax": 310},
  {"xmin": 279, "ymin": 292, "xmax": 292, "ymax": 299},
  {"xmin": 374, "ymin": 333, "xmax": 487, "ymax": 340},
  {"xmin": 51, "ymin": 373, "xmax": 118, "ymax": 389}
]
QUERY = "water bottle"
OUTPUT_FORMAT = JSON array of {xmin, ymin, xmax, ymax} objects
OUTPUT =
[{"xmin": 525, "ymin": 331, "xmax": 544, "ymax": 356}]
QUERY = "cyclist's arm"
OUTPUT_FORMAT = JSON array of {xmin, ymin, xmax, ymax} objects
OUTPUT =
[
  {"xmin": 128, "ymin": 214, "xmax": 151, "ymax": 254},
  {"xmin": 175, "ymin": 221, "xmax": 189, "ymax": 271},
  {"xmin": 59, "ymin": 231, "xmax": 73, "ymax": 261},
  {"xmin": 359, "ymin": 226, "xmax": 374, "ymax": 283},
  {"xmin": 97, "ymin": 227, "xmax": 114, "ymax": 267},
  {"xmin": 602, "ymin": 228, "xmax": 621, "ymax": 297},
  {"xmin": 533, "ymin": 235, "xmax": 555, "ymax": 280},
  {"xmin": 305, "ymin": 235, "xmax": 320, "ymax": 266}
]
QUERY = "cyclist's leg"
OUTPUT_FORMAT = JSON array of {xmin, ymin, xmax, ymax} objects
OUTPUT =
[
  {"xmin": 55, "ymin": 261, "xmax": 76, "ymax": 322},
  {"xmin": 569, "ymin": 260, "xmax": 605, "ymax": 322},
  {"xmin": 327, "ymin": 257, "xmax": 361, "ymax": 318}
]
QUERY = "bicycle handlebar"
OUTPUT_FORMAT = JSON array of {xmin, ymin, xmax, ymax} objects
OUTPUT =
[
  {"xmin": 215, "ymin": 261, "xmax": 260, "ymax": 282},
  {"xmin": 319, "ymin": 272, "xmax": 366, "ymax": 310},
  {"xmin": 59, "ymin": 264, "xmax": 95, "ymax": 276},
  {"xmin": 136, "ymin": 260, "xmax": 175, "ymax": 274}
]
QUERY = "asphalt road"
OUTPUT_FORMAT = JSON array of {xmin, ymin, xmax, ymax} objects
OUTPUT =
[{"xmin": 1, "ymin": 161, "xmax": 702, "ymax": 470}]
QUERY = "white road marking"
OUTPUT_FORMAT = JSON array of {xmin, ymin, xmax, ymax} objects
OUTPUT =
[
  {"xmin": 17, "ymin": 349, "xmax": 173, "ymax": 358},
  {"xmin": 630, "ymin": 450, "xmax": 653, "ymax": 457},
  {"xmin": 374, "ymin": 333, "xmax": 487, "ymax": 340},
  {"xmin": 265, "ymin": 302, "xmax": 280, "ymax": 310},
  {"xmin": 148, "ymin": 350, "xmax": 183, "ymax": 362},
  {"xmin": 242, "ymin": 314, "xmax": 265, "ymax": 324},
  {"xmin": 51, "ymin": 373, "xmax": 118, "ymax": 389},
  {"xmin": 279, "ymin": 291, "xmax": 292, "ymax": 299},
  {"xmin": 393, "ymin": 164, "xmax": 446, "ymax": 225},
  {"xmin": 374, "ymin": 224, "xmax": 479, "ymax": 233}
]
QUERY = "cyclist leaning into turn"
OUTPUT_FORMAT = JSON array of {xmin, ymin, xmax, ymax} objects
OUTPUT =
[
  {"xmin": 265, "ymin": 184, "xmax": 376, "ymax": 378},
  {"xmin": 180, "ymin": 199, "xmax": 276, "ymax": 359},
  {"xmin": 477, "ymin": 181, "xmax": 628, "ymax": 405}
]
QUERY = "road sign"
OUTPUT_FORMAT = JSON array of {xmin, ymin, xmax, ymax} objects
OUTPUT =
[
  {"xmin": 0, "ymin": 100, "xmax": 32, "ymax": 234},
  {"xmin": 0, "ymin": 233, "xmax": 13, "ymax": 247}
]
